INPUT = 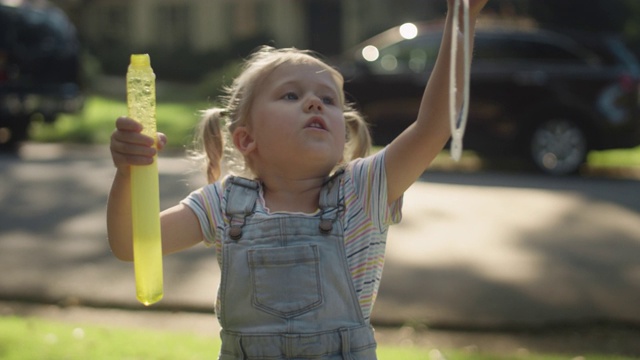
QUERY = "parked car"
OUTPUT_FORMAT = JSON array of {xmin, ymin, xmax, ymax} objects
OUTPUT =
[
  {"xmin": 0, "ymin": 0, "xmax": 83, "ymax": 150},
  {"xmin": 334, "ymin": 19, "xmax": 640, "ymax": 175}
]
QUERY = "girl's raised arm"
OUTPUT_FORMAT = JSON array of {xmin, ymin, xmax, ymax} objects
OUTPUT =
[{"xmin": 384, "ymin": 0, "xmax": 489, "ymax": 203}]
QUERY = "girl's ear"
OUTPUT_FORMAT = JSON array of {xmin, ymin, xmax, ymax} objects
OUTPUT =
[{"xmin": 232, "ymin": 126, "xmax": 257, "ymax": 155}]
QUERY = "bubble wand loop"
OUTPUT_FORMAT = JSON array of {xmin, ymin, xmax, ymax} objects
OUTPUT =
[
  {"xmin": 127, "ymin": 54, "xmax": 164, "ymax": 306},
  {"xmin": 449, "ymin": 0, "xmax": 471, "ymax": 161}
]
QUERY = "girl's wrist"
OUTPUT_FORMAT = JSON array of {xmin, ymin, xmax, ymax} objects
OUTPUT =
[{"xmin": 115, "ymin": 166, "xmax": 132, "ymax": 179}]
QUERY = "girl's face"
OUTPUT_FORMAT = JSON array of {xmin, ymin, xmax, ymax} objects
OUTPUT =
[{"xmin": 240, "ymin": 61, "xmax": 346, "ymax": 177}]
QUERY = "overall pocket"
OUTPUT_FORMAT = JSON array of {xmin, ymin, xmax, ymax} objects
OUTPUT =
[{"xmin": 248, "ymin": 245, "xmax": 323, "ymax": 318}]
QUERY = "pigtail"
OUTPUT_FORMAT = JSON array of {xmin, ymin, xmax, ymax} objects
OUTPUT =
[
  {"xmin": 343, "ymin": 107, "xmax": 372, "ymax": 161},
  {"xmin": 196, "ymin": 108, "xmax": 226, "ymax": 183}
]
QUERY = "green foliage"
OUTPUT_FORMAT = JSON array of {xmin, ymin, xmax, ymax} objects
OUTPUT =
[{"xmin": 30, "ymin": 96, "xmax": 207, "ymax": 149}]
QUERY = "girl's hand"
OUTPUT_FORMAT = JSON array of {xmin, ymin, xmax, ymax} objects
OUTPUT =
[
  {"xmin": 110, "ymin": 116, "xmax": 167, "ymax": 170},
  {"xmin": 448, "ymin": 0, "xmax": 490, "ymax": 18}
]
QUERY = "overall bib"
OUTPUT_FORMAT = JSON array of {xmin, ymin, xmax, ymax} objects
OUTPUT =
[{"xmin": 218, "ymin": 172, "xmax": 377, "ymax": 360}]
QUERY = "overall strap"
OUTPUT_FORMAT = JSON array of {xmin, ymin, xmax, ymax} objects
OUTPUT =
[
  {"xmin": 225, "ymin": 176, "xmax": 259, "ymax": 240},
  {"xmin": 318, "ymin": 168, "xmax": 345, "ymax": 234}
]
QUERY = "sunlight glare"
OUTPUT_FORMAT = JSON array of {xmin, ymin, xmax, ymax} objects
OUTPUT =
[
  {"xmin": 362, "ymin": 45, "xmax": 380, "ymax": 62},
  {"xmin": 399, "ymin": 23, "xmax": 418, "ymax": 39}
]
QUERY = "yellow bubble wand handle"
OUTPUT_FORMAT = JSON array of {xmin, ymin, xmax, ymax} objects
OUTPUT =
[{"xmin": 127, "ymin": 54, "xmax": 163, "ymax": 306}]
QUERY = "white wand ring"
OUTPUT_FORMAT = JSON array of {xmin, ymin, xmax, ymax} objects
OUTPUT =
[{"xmin": 449, "ymin": 0, "xmax": 471, "ymax": 162}]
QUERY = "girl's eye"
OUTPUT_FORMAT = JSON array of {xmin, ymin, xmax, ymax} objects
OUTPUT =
[
  {"xmin": 283, "ymin": 92, "xmax": 299, "ymax": 100},
  {"xmin": 321, "ymin": 96, "xmax": 336, "ymax": 105}
]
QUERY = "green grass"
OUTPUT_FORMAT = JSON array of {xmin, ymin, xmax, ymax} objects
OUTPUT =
[
  {"xmin": 0, "ymin": 316, "xmax": 635, "ymax": 360},
  {"xmin": 0, "ymin": 316, "xmax": 435, "ymax": 360},
  {"xmin": 30, "ymin": 96, "xmax": 209, "ymax": 149},
  {"xmin": 0, "ymin": 316, "xmax": 217, "ymax": 360},
  {"xmin": 588, "ymin": 147, "xmax": 640, "ymax": 168}
]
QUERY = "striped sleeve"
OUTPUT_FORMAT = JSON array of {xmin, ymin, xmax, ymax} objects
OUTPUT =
[
  {"xmin": 180, "ymin": 178, "xmax": 227, "ymax": 247},
  {"xmin": 342, "ymin": 148, "xmax": 403, "ymax": 321},
  {"xmin": 348, "ymin": 148, "xmax": 403, "ymax": 229}
]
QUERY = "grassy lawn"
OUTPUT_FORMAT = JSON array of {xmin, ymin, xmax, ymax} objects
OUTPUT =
[
  {"xmin": 587, "ymin": 147, "xmax": 640, "ymax": 169},
  {"xmin": 30, "ymin": 95, "xmax": 210, "ymax": 150},
  {"xmin": 0, "ymin": 316, "xmax": 437, "ymax": 360},
  {"xmin": 1, "ymin": 316, "xmax": 634, "ymax": 360}
]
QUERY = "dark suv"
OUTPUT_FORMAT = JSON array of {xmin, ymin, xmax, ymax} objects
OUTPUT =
[
  {"xmin": 0, "ymin": 1, "xmax": 83, "ymax": 150},
  {"xmin": 336, "ymin": 19, "xmax": 640, "ymax": 175}
]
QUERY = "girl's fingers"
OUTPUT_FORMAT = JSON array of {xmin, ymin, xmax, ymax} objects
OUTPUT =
[
  {"xmin": 111, "ymin": 137, "xmax": 157, "ymax": 157},
  {"xmin": 157, "ymin": 133, "xmax": 167, "ymax": 151},
  {"xmin": 110, "ymin": 138, "xmax": 156, "ymax": 166},
  {"xmin": 115, "ymin": 117, "xmax": 163, "ymax": 148},
  {"xmin": 110, "ymin": 117, "xmax": 167, "ymax": 169},
  {"xmin": 115, "ymin": 116, "xmax": 143, "ymax": 132},
  {"xmin": 111, "ymin": 117, "xmax": 158, "ymax": 168},
  {"xmin": 112, "ymin": 128, "xmax": 155, "ymax": 147},
  {"xmin": 113, "ymin": 117, "xmax": 155, "ymax": 147}
]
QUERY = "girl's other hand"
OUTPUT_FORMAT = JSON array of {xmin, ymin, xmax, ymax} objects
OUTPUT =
[{"xmin": 110, "ymin": 116, "xmax": 167, "ymax": 171}]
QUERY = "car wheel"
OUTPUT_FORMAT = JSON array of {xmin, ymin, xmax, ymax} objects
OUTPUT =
[{"xmin": 528, "ymin": 118, "xmax": 588, "ymax": 175}]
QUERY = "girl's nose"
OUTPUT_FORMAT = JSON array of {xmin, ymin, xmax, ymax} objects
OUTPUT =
[{"xmin": 305, "ymin": 96, "xmax": 323, "ymax": 112}]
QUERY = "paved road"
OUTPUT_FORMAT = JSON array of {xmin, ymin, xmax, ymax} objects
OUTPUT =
[{"xmin": 1, "ymin": 143, "xmax": 639, "ymax": 330}]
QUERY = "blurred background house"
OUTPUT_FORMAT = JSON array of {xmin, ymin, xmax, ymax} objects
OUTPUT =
[
  {"xmin": 5, "ymin": 0, "xmax": 640, "ymax": 76},
  {"xmin": 44, "ymin": 0, "xmax": 446, "ymax": 82},
  {"xmin": 55, "ymin": 0, "xmax": 442, "ymax": 57},
  {"xmin": 42, "ymin": 0, "xmax": 640, "ymax": 81}
]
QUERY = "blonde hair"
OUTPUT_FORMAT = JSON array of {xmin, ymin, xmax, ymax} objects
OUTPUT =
[{"xmin": 194, "ymin": 46, "xmax": 371, "ymax": 183}]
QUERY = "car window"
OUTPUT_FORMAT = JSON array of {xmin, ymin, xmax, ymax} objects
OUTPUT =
[{"xmin": 364, "ymin": 34, "xmax": 441, "ymax": 75}]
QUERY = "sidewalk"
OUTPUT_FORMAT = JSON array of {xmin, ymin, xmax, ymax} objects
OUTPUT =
[{"xmin": 1, "ymin": 144, "xmax": 640, "ymax": 333}]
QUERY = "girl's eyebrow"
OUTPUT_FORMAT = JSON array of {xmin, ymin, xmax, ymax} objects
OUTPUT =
[{"xmin": 274, "ymin": 79, "xmax": 339, "ymax": 96}]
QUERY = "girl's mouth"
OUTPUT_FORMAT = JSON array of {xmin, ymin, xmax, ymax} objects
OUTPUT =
[{"xmin": 305, "ymin": 117, "xmax": 327, "ymax": 130}]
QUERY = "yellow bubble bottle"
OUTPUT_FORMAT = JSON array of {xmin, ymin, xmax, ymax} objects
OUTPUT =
[{"xmin": 127, "ymin": 54, "xmax": 163, "ymax": 306}]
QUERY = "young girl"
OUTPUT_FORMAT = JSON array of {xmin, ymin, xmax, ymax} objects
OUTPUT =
[{"xmin": 108, "ymin": 1, "xmax": 489, "ymax": 358}]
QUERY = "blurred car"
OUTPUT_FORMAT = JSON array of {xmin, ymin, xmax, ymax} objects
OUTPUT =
[
  {"xmin": 335, "ymin": 19, "xmax": 640, "ymax": 175},
  {"xmin": 0, "ymin": 0, "xmax": 83, "ymax": 150}
]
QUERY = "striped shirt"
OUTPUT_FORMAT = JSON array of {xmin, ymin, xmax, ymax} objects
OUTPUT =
[{"xmin": 181, "ymin": 148, "xmax": 403, "ymax": 322}]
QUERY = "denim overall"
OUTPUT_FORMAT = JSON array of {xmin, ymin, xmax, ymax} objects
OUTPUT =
[{"xmin": 218, "ymin": 171, "xmax": 377, "ymax": 360}]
